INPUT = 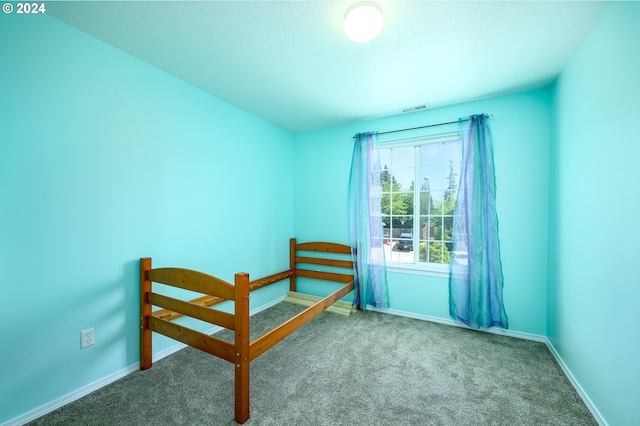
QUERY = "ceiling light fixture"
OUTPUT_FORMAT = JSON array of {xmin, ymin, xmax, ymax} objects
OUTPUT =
[{"xmin": 344, "ymin": 2, "xmax": 383, "ymax": 43}]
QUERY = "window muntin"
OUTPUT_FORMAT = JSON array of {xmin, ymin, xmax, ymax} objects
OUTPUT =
[{"xmin": 378, "ymin": 133, "xmax": 462, "ymax": 273}]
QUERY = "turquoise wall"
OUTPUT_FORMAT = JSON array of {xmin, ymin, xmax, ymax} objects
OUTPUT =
[
  {"xmin": 0, "ymin": 14, "xmax": 293, "ymax": 424},
  {"xmin": 549, "ymin": 3, "xmax": 640, "ymax": 425},
  {"xmin": 294, "ymin": 88, "xmax": 551, "ymax": 336},
  {"xmin": 3, "ymin": 4, "xmax": 638, "ymax": 426}
]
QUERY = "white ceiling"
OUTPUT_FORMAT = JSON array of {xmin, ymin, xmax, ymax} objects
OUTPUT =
[{"xmin": 48, "ymin": 1, "xmax": 609, "ymax": 134}]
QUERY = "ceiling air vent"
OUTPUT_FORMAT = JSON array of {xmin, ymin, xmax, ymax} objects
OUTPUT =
[{"xmin": 402, "ymin": 104, "xmax": 428, "ymax": 113}]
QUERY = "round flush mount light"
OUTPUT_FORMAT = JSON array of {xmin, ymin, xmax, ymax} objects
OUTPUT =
[{"xmin": 344, "ymin": 2, "xmax": 383, "ymax": 43}]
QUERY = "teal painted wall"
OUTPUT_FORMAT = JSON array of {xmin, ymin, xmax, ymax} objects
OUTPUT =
[
  {"xmin": 294, "ymin": 88, "xmax": 551, "ymax": 336},
  {"xmin": 0, "ymin": 14, "xmax": 293, "ymax": 424},
  {"xmin": 549, "ymin": 3, "xmax": 640, "ymax": 425},
  {"xmin": 3, "ymin": 4, "xmax": 638, "ymax": 426}
]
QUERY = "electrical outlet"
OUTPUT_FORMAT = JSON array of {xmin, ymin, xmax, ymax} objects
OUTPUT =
[{"xmin": 81, "ymin": 328, "xmax": 95, "ymax": 349}]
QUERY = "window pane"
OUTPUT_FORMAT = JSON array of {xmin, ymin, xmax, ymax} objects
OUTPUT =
[
  {"xmin": 443, "ymin": 216, "xmax": 453, "ymax": 241},
  {"xmin": 443, "ymin": 191, "xmax": 456, "ymax": 215},
  {"xmin": 379, "ymin": 148, "xmax": 391, "ymax": 169},
  {"xmin": 391, "ymin": 192, "xmax": 412, "ymax": 216},
  {"xmin": 382, "ymin": 215, "xmax": 391, "ymax": 232},
  {"xmin": 418, "ymin": 242, "xmax": 427, "ymax": 262},
  {"xmin": 443, "ymin": 140, "xmax": 462, "ymax": 160},
  {"xmin": 429, "ymin": 242, "xmax": 451, "ymax": 264},
  {"xmin": 392, "ymin": 215, "xmax": 413, "ymax": 232},
  {"xmin": 392, "ymin": 168, "xmax": 414, "ymax": 191},
  {"xmin": 381, "ymin": 193, "xmax": 391, "ymax": 215},
  {"xmin": 380, "ymin": 135, "xmax": 462, "ymax": 270},
  {"xmin": 419, "ymin": 216, "xmax": 431, "ymax": 240},
  {"xmin": 419, "ymin": 191, "xmax": 433, "ymax": 215},
  {"xmin": 386, "ymin": 240, "xmax": 413, "ymax": 263},
  {"xmin": 421, "ymin": 165, "xmax": 447, "ymax": 190},
  {"xmin": 445, "ymin": 162, "xmax": 460, "ymax": 193},
  {"xmin": 418, "ymin": 176, "xmax": 430, "ymax": 191},
  {"xmin": 421, "ymin": 143, "xmax": 443, "ymax": 166},
  {"xmin": 392, "ymin": 146, "xmax": 414, "ymax": 165},
  {"xmin": 380, "ymin": 167, "xmax": 392, "ymax": 189},
  {"xmin": 428, "ymin": 216, "xmax": 444, "ymax": 241},
  {"xmin": 430, "ymin": 191, "xmax": 444, "ymax": 214}
]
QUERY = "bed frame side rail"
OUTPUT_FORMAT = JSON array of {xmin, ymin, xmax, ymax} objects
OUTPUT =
[
  {"xmin": 250, "ymin": 238, "xmax": 355, "ymax": 361},
  {"xmin": 248, "ymin": 279, "xmax": 353, "ymax": 361}
]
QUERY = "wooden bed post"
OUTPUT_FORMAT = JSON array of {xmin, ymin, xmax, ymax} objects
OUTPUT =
[
  {"xmin": 140, "ymin": 257, "xmax": 153, "ymax": 370},
  {"xmin": 234, "ymin": 272, "xmax": 250, "ymax": 424},
  {"xmin": 289, "ymin": 238, "xmax": 297, "ymax": 292}
]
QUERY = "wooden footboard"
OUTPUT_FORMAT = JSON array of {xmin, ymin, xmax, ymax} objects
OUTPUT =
[{"xmin": 140, "ymin": 238, "xmax": 354, "ymax": 424}]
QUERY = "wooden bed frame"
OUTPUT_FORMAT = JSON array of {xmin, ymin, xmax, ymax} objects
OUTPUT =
[{"xmin": 140, "ymin": 238, "xmax": 355, "ymax": 424}]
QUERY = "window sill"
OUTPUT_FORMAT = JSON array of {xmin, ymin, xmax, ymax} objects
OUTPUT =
[{"xmin": 386, "ymin": 265, "xmax": 449, "ymax": 279}]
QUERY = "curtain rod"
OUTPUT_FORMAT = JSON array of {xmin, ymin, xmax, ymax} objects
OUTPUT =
[{"xmin": 352, "ymin": 114, "xmax": 492, "ymax": 139}]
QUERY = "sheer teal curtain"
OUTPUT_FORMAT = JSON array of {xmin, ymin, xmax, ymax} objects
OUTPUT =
[
  {"xmin": 349, "ymin": 132, "xmax": 389, "ymax": 309},
  {"xmin": 449, "ymin": 114, "xmax": 508, "ymax": 329}
]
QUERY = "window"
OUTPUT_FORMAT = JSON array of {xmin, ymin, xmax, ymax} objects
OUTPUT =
[{"xmin": 377, "ymin": 132, "xmax": 462, "ymax": 274}]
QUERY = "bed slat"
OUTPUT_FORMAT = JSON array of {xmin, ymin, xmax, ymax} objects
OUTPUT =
[
  {"xmin": 296, "ymin": 268, "xmax": 354, "ymax": 283},
  {"xmin": 296, "ymin": 241, "xmax": 351, "ymax": 254},
  {"xmin": 149, "ymin": 316, "xmax": 235, "ymax": 363},
  {"xmin": 152, "ymin": 294, "xmax": 225, "ymax": 322},
  {"xmin": 148, "ymin": 267, "xmax": 235, "ymax": 301},
  {"xmin": 295, "ymin": 255, "xmax": 353, "ymax": 269},
  {"xmin": 149, "ymin": 292, "xmax": 235, "ymax": 331}
]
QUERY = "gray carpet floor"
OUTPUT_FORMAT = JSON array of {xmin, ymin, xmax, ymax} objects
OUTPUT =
[{"xmin": 28, "ymin": 302, "xmax": 597, "ymax": 425}]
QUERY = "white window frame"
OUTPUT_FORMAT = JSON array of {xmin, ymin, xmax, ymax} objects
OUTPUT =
[{"xmin": 378, "ymin": 130, "xmax": 462, "ymax": 277}]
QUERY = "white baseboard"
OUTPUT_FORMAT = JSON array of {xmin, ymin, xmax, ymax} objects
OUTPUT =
[
  {"xmin": 366, "ymin": 306, "xmax": 547, "ymax": 342},
  {"xmin": 3, "ymin": 364, "xmax": 139, "ymax": 426},
  {"xmin": 4, "ymin": 296, "xmax": 286, "ymax": 426},
  {"xmin": 367, "ymin": 306, "xmax": 606, "ymax": 426},
  {"xmin": 544, "ymin": 338, "xmax": 607, "ymax": 426}
]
